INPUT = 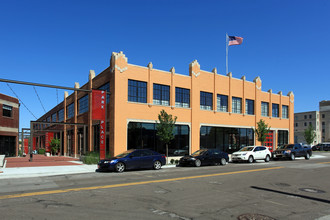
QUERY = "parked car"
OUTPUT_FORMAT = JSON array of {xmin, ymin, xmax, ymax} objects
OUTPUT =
[
  {"xmin": 97, "ymin": 149, "xmax": 166, "ymax": 172},
  {"xmin": 231, "ymin": 146, "xmax": 271, "ymax": 163},
  {"xmin": 179, "ymin": 149, "xmax": 229, "ymax": 167},
  {"xmin": 312, "ymin": 143, "xmax": 330, "ymax": 151},
  {"xmin": 272, "ymin": 144, "xmax": 312, "ymax": 160}
]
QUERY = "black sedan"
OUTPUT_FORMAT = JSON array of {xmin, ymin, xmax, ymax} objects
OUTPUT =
[
  {"xmin": 179, "ymin": 149, "xmax": 229, "ymax": 167},
  {"xmin": 97, "ymin": 149, "xmax": 166, "ymax": 172}
]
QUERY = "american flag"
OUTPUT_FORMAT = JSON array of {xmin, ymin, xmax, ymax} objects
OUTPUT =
[{"xmin": 228, "ymin": 36, "xmax": 243, "ymax": 46}]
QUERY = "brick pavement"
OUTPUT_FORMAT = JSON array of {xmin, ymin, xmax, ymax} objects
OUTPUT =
[{"xmin": 5, "ymin": 154, "xmax": 81, "ymax": 168}]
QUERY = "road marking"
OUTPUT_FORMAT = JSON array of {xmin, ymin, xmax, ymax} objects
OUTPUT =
[
  {"xmin": 0, "ymin": 166, "xmax": 284, "ymax": 200},
  {"xmin": 318, "ymin": 162, "xmax": 330, "ymax": 164}
]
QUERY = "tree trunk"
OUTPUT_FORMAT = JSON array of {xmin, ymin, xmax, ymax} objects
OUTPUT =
[{"xmin": 166, "ymin": 143, "xmax": 168, "ymax": 164}]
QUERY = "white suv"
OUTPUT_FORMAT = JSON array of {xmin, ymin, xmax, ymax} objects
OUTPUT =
[{"xmin": 231, "ymin": 146, "xmax": 271, "ymax": 163}]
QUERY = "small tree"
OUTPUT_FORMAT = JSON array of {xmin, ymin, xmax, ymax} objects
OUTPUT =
[
  {"xmin": 304, "ymin": 124, "xmax": 316, "ymax": 145},
  {"xmin": 156, "ymin": 110, "xmax": 177, "ymax": 164},
  {"xmin": 49, "ymin": 138, "xmax": 61, "ymax": 155},
  {"xmin": 254, "ymin": 119, "xmax": 271, "ymax": 146}
]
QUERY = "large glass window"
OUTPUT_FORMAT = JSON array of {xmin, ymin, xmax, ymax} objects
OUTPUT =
[
  {"xmin": 261, "ymin": 102, "xmax": 269, "ymax": 117},
  {"xmin": 278, "ymin": 130, "xmax": 288, "ymax": 147},
  {"xmin": 58, "ymin": 109, "xmax": 64, "ymax": 122},
  {"xmin": 127, "ymin": 122, "xmax": 189, "ymax": 156},
  {"xmin": 232, "ymin": 97, "xmax": 242, "ymax": 114},
  {"xmin": 78, "ymin": 95, "xmax": 89, "ymax": 114},
  {"xmin": 272, "ymin": 103, "xmax": 279, "ymax": 117},
  {"xmin": 200, "ymin": 126, "xmax": 254, "ymax": 154},
  {"xmin": 245, "ymin": 99, "xmax": 254, "ymax": 115},
  {"xmin": 67, "ymin": 103, "xmax": 74, "ymax": 119},
  {"xmin": 217, "ymin": 95, "xmax": 228, "ymax": 112},
  {"xmin": 128, "ymin": 79, "xmax": 147, "ymax": 103},
  {"xmin": 153, "ymin": 83, "xmax": 170, "ymax": 106},
  {"xmin": 175, "ymin": 87, "xmax": 190, "ymax": 108},
  {"xmin": 282, "ymin": 105, "xmax": 288, "ymax": 119},
  {"xmin": 98, "ymin": 83, "xmax": 110, "ymax": 104},
  {"xmin": 2, "ymin": 104, "xmax": 12, "ymax": 117},
  {"xmin": 200, "ymin": 91, "xmax": 213, "ymax": 110},
  {"xmin": 51, "ymin": 113, "xmax": 57, "ymax": 122}
]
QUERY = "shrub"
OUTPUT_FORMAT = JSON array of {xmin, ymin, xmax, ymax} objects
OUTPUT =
[
  {"xmin": 175, "ymin": 159, "xmax": 179, "ymax": 165},
  {"xmin": 170, "ymin": 159, "xmax": 175, "ymax": 164},
  {"xmin": 82, "ymin": 151, "xmax": 100, "ymax": 164},
  {"xmin": 38, "ymin": 148, "xmax": 45, "ymax": 154}
]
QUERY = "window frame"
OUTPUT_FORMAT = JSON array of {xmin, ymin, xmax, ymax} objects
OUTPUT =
[
  {"xmin": 200, "ymin": 91, "xmax": 213, "ymax": 110},
  {"xmin": 2, "ymin": 104, "xmax": 12, "ymax": 117},
  {"xmin": 245, "ymin": 99, "xmax": 254, "ymax": 115},
  {"xmin": 78, "ymin": 95, "xmax": 89, "ymax": 114},
  {"xmin": 217, "ymin": 94, "xmax": 228, "ymax": 112},
  {"xmin": 175, "ymin": 87, "xmax": 190, "ymax": 108},
  {"xmin": 261, "ymin": 102, "xmax": 269, "ymax": 117},
  {"xmin": 128, "ymin": 79, "xmax": 147, "ymax": 103},
  {"xmin": 232, "ymin": 97, "xmax": 242, "ymax": 114},
  {"xmin": 153, "ymin": 83, "xmax": 170, "ymax": 106}
]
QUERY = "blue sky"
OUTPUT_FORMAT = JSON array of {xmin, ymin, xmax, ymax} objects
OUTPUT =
[{"xmin": 1, "ymin": 0, "xmax": 329, "ymax": 129}]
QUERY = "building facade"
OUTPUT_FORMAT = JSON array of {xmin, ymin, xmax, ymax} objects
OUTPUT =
[
  {"xmin": 294, "ymin": 100, "xmax": 330, "ymax": 145},
  {"xmin": 0, "ymin": 93, "xmax": 19, "ymax": 156},
  {"xmin": 34, "ymin": 52, "xmax": 294, "ymax": 158}
]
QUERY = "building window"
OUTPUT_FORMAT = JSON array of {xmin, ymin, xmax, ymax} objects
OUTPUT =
[
  {"xmin": 128, "ymin": 79, "xmax": 147, "ymax": 103},
  {"xmin": 309, "ymin": 114, "xmax": 312, "ymax": 119},
  {"xmin": 175, "ymin": 87, "xmax": 190, "ymax": 108},
  {"xmin": 245, "ymin": 99, "xmax": 254, "ymax": 115},
  {"xmin": 217, "ymin": 95, "xmax": 228, "ymax": 112},
  {"xmin": 272, "ymin": 104, "xmax": 279, "ymax": 117},
  {"xmin": 232, "ymin": 97, "xmax": 242, "ymax": 114},
  {"xmin": 304, "ymin": 122, "xmax": 307, "ymax": 126},
  {"xmin": 58, "ymin": 109, "xmax": 64, "ymax": 122},
  {"xmin": 78, "ymin": 95, "xmax": 89, "ymax": 114},
  {"xmin": 51, "ymin": 113, "xmax": 57, "ymax": 122},
  {"xmin": 295, "ymin": 123, "xmax": 298, "ymax": 127},
  {"xmin": 309, "ymin": 122, "xmax": 312, "ymax": 126},
  {"xmin": 67, "ymin": 103, "xmax": 74, "ymax": 119},
  {"xmin": 304, "ymin": 115, "xmax": 307, "ymax": 119},
  {"xmin": 200, "ymin": 92, "xmax": 213, "ymax": 110},
  {"xmin": 322, "ymin": 114, "xmax": 325, "ymax": 118},
  {"xmin": 322, "ymin": 122, "xmax": 325, "ymax": 126},
  {"xmin": 46, "ymin": 116, "xmax": 51, "ymax": 122},
  {"xmin": 282, "ymin": 105, "xmax": 288, "ymax": 119},
  {"xmin": 2, "ymin": 104, "xmax": 12, "ymax": 117},
  {"xmin": 98, "ymin": 83, "xmax": 110, "ymax": 104},
  {"xmin": 153, "ymin": 83, "xmax": 170, "ymax": 106},
  {"xmin": 261, "ymin": 102, "xmax": 269, "ymax": 117},
  {"xmin": 278, "ymin": 130, "xmax": 288, "ymax": 146}
]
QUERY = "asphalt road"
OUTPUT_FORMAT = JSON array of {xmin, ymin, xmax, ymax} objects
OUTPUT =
[{"xmin": 1, "ymin": 153, "xmax": 330, "ymax": 220}]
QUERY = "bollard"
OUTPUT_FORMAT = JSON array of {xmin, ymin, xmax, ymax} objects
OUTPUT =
[{"xmin": 29, "ymin": 153, "xmax": 33, "ymax": 162}]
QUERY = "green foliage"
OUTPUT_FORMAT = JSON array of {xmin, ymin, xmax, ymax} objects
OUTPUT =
[
  {"xmin": 82, "ymin": 151, "xmax": 100, "ymax": 164},
  {"xmin": 18, "ymin": 149, "xmax": 23, "ymax": 157},
  {"xmin": 254, "ymin": 119, "xmax": 271, "ymax": 145},
  {"xmin": 304, "ymin": 124, "xmax": 316, "ymax": 145},
  {"xmin": 170, "ymin": 159, "xmax": 175, "ymax": 164},
  {"xmin": 175, "ymin": 159, "xmax": 179, "ymax": 165},
  {"xmin": 38, "ymin": 148, "xmax": 45, "ymax": 154},
  {"xmin": 49, "ymin": 138, "xmax": 61, "ymax": 155},
  {"xmin": 156, "ymin": 110, "xmax": 177, "ymax": 144}
]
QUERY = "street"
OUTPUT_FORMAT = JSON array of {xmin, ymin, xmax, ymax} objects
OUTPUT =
[{"xmin": 1, "ymin": 153, "xmax": 330, "ymax": 220}]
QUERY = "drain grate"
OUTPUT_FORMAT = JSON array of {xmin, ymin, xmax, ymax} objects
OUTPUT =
[
  {"xmin": 237, "ymin": 213, "xmax": 276, "ymax": 220},
  {"xmin": 299, "ymin": 188, "xmax": 325, "ymax": 193}
]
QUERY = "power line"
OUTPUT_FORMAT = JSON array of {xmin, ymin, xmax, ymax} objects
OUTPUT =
[
  {"xmin": 6, "ymin": 83, "xmax": 37, "ymax": 119},
  {"xmin": 33, "ymin": 86, "xmax": 47, "ymax": 113}
]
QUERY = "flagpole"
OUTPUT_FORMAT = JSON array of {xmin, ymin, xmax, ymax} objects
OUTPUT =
[{"xmin": 226, "ymin": 33, "xmax": 229, "ymax": 74}]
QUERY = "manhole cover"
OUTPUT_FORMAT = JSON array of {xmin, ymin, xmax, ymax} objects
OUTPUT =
[
  {"xmin": 237, "ymin": 213, "xmax": 276, "ymax": 220},
  {"xmin": 299, "ymin": 188, "xmax": 325, "ymax": 193},
  {"xmin": 275, "ymin": 183, "xmax": 290, "ymax": 187}
]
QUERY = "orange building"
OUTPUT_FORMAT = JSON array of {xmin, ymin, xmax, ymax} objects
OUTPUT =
[{"xmin": 35, "ymin": 51, "xmax": 294, "ymax": 158}]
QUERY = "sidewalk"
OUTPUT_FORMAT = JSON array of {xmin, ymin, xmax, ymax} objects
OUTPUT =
[{"xmin": 0, "ymin": 154, "xmax": 176, "ymax": 179}]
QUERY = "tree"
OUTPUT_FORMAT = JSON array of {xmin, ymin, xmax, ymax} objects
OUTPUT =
[
  {"xmin": 304, "ymin": 124, "xmax": 316, "ymax": 145},
  {"xmin": 156, "ymin": 110, "xmax": 177, "ymax": 164},
  {"xmin": 49, "ymin": 138, "xmax": 61, "ymax": 155},
  {"xmin": 254, "ymin": 119, "xmax": 271, "ymax": 146}
]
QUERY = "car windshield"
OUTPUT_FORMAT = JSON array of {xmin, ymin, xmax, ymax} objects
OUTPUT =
[
  {"xmin": 279, "ymin": 145, "xmax": 294, "ymax": 149},
  {"xmin": 191, "ymin": 149, "xmax": 207, "ymax": 156},
  {"xmin": 238, "ymin": 147, "xmax": 254, "ymax": 152},
  {"xmin": 115, "ymin": 149, "xmax": 135, "ymax": 158}
]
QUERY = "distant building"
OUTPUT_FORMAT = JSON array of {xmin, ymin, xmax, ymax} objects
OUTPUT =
[
  {"xmin": 0, "ymin": 93, "xmax": 19, "ymax": 156},
  {"xmin": 294, "ymin": 100, "xmax": 330, "ymax": 145}
]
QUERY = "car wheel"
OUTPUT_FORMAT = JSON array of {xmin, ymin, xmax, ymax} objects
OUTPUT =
[
  {"xmin": 265, "ymin": 155, "xmax": 270, "ymax": 162},
  {"xmin": 290, "ymin": 153, "xmax": 295, "ymax": 161},
  {"xmin": 115, "ymin": 162, "xmax": 125, "ymax": 172},
  {"xmin": 220, "ymin": 158, "xmax": 227, "ymax": 166},
  {"xmin": 195, "ymin": 159, "xmax": 201, "ymax": 167},
  {"xmin": 305, "ymin": 153, "xmax": 310, "ymax": 160},
  {"xmin": 153, "ymin": 160, "xmax": 162, "ymax": 170},
  {"xmin": 248, "ymin": 156, "xmax": 254, "ymax": 163}
]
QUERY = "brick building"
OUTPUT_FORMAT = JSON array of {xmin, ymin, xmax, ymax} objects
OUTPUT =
[
  {"xmin": 0, "ymin": 93, "xmax": 19, "ymax": 156},
  {"xmin": 34, "ymin": 52, "xmax": 294, "ymax": 158}
]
